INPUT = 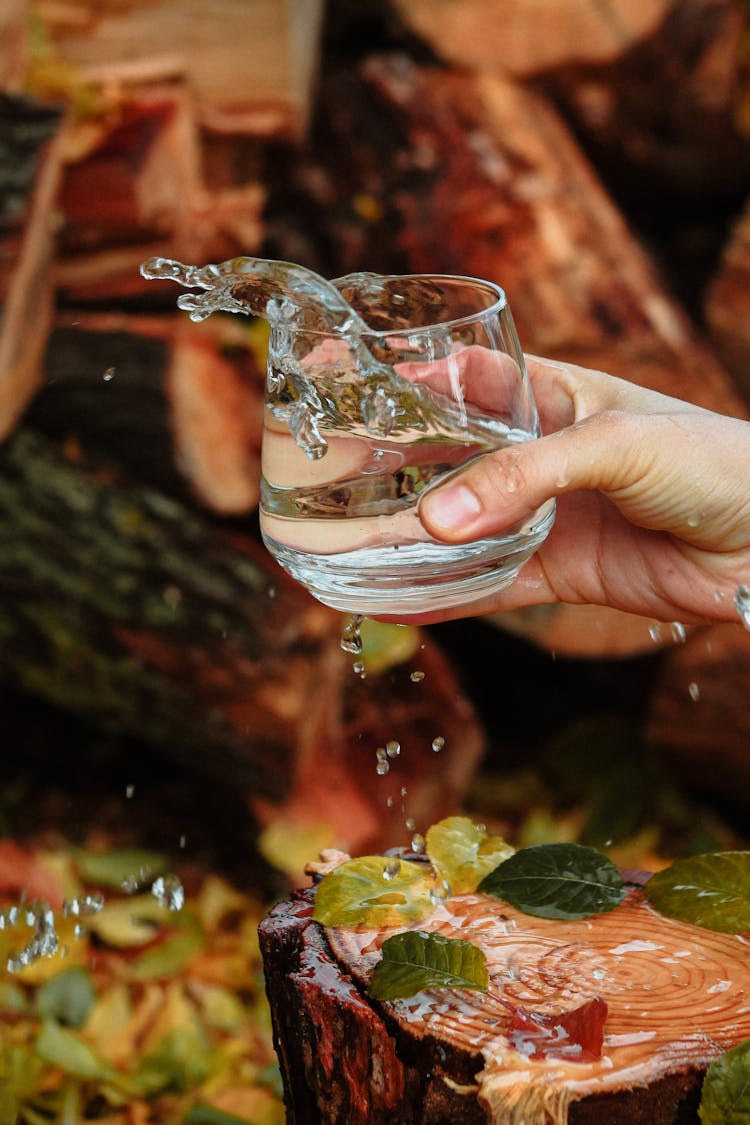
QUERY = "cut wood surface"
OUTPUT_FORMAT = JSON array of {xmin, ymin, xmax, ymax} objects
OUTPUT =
[
  {"xmin": 261, "ymin": 872, "xmax": 750, "ymax": 1123},
  {"xmin": 36, "ymin": 0, "xmax": 325, "ymax": 137},
  {"xmin": 390, "ymin": 0, "xmax": 672, "ymax": 74},
  {"xmin": 55, "ymin": 86, "xmax": 266, "ymax": 301},
  {"xmin": 0, "ymin": 0, "xmax": 28, "ymax": 91}
]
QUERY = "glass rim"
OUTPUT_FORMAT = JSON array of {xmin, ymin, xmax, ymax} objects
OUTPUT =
[{"xmin": 294, "ymin": 273, "xmax": 509, "ymax": 338}]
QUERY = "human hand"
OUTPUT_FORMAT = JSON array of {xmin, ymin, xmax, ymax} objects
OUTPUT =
[{"xmin": 397, "ymin": 356, "xmax": 750, "ymax": 626}]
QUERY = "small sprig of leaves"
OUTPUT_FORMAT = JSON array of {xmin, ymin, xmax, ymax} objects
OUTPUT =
[{"xmin": 368, "ymin": 930, "xmax": 489, "ymax": 1000}]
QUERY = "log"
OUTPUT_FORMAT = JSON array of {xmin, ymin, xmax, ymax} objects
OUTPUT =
[
  {"xmin": 37, "ymin": 314, "xmax": 265, "ymax": 514},
  {"xmin": 36, "ymin": 0, "xmax": 325, "ymax": 138},
  {"xmin": 389, "ymin": 1, "xmax": 750, "ymax": 199},
  {"xmin": 705, "ymin": 195, "xmax": 750, "ymax": 403},
  {"xmin": 0, "ymin": 92, "xmax": 66, "ymax": 440},
  {"xmin": 648, "ymin": 622, "xmax": 750, "ymax": 808},
  {"xmin": 269, "ymin": 53, "xmax": 747, "ymax": 658},
  {"xmin": 55, "ymin": 86, "xmax": 266, "ymax": 301},
  {"xmin": 0, "ymin": 0, "xmax": 27, "ymax": 91},
  {"xmin": 0, "ymin": 424, "xmax": 484, "ymax": 854},
  {"xmin": 389, "ymin": 0, "xmax": 673, "ymax": 75},
  {"xmin": 260, "ymin": 870, "xmax": 750, "ymax": 1123}
]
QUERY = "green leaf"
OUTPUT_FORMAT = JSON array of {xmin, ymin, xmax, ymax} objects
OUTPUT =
[
  {"xmin": 35, "ymin": 966, "xmax": 95, "ymax": 1028},
  {"xmin": 185, "ymin": 1106, "xmax": 255, "ymax": 1125},
  {"xmin": 35, "ymin": 1020, "xmax": 118, "ymax": 1083},
  {"xmin": 478, "ymin": 843, "xmax": 625, "ymax": 920},
  {"xmin": 426, "ymin": 816, "xmax": 514, "ymax": 895},
  {"xmin": 646, "ymin": 852, "xmax": 750, "ymax": 933},
  {"xmin": 74, "ymin": 847, "xmax": 168, "ymax": 890},
  {"xmin": 369, "ymin": 930, "xmax": 488, "ymax": 1000},
  {"xmin": 313, "ymin": 856, "xmax": 434, "ymax": 927},
  {"xmin": 699, "ymin": 1038, "xmax": 750, "ymax": 1124}
]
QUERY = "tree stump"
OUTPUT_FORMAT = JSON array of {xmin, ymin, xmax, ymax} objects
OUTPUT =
[{"xmin": 260, "ymin": 870, "xmax": 750, "ymax": 1124}]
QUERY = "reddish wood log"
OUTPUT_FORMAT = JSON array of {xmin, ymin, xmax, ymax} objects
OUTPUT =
[
  {"xmin": 55, "ymin": 87, "xmax": 266, "ymax": 301},
  {"xmin": 0, "ymin": 93, "xmax": 66, "ymax": 440},
  {"xmin": 260, "ymin": 870, "xmax": 750, "ymax": 1123},
  {"xmin": 390, "ymin": 0, "xmax": 750, "ymax": 199},
  {"xmin": 706, "ymin": 196, "xmax": 750, "ymax": 403}
]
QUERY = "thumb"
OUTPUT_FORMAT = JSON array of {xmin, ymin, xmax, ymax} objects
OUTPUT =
[{"xmin": 419, "ymin": 410, "xmax": 650, "ymax": 542}]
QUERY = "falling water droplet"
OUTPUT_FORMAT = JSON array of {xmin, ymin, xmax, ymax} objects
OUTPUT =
[
  {"xmin": 102, "ymin": 367, "xmax": 115, "ymax": 382},
  {"xmin": 430, "ymin": 878, "xmax": 451, "ymax": 905},
  {"xmin": 151, "ymin": 874, "xmax": 184, "ymax": 912},
  {"xmin": 411, "ymin": 833, "xmax": 426, "ymax": 854},
  {"xmin": 386, "ymin": 740, "xmax": 401, "ymax": 759},
  {"xmin": 648, "ymin": 624, "xmax": 662, "ymax": 643},
  {"xmin": 376, "ymin": 760, "xmax": 390, "ymax": 775},
  {"xmin": 688, "ymin": 682, "xmax": 700, "ymax": 702},
  {"xmin": 63, "ymin": 894, "xmax": 104, "ymax": 918},
  {"xmin": 121, "ymin": 875, "xmax": 139, "ymax": 895},
  {"xmin": 383, "ymin": 859, "xmax": 401, "ymax": 881},
  {"xmin": 410, "ymin": 670, "xmax": 425, "ymax": 683},
  {"xmin": 405, "ymin": 817, "xmax": 416, "ymax": 831},
  {"xmin": 734, "ymin": 585, "xmax": 750, "ymax": 631},
  {"xmin": 431, "ymin": 736, "xmax": 445, "ymax": 753},
  {"xmin": 670, "ymin": 622, "xmax": 687, "ymax": 644},
  {"xmin": 352, "ymin": 660, "xmax": 365, "ymax": 676},
  {"xmin": 340, "ymin": 615, "xmax": 364, "ymax": 654},
  {"xmin": 125, "ymin": 784, "xmax": 135, "ymax": 799},
  {"xmin": 179, "ymin": 835, "xmax": 187, "ymax": 849}
]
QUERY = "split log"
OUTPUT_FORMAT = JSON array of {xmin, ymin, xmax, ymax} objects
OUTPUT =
[
  {"xmin": 389, "ymin": 0, "xmax": 673, "ymax": 75},
  {"xmin": 648, "ymin": 622, "xmax": 750, "ymax": 808},
  {"xmin": 36, "ymin": 0, "xmax": 325, "ymax": 138},
  {"xmin": 0, "ymin": 0, "xmax": 28, "ymax": 91},
  {"xmin": 269, "ymin": 53, "xmax": 747, "ymax": 657},
  {"xmin": 0, "ymin": 92, "xmax": 66, "ymax": 439},
  {"xmin": 37, "ymin": 314, "xmax": 265, "ymax": 514},
  {"xmin": 260, "ymin": 871, "xmax": 750, "ymax": 1123},
  {"xmin": 389, "ymin": 0, "xmax": 750, "ymax": 200},
  {"xmin": 55, "ymin": 86, "xmax": 266, "ymax": 301},
  {"xmin": 705, "ymin": 196, "xmax": 750, "ymax": 403},
  {"xmin": 0, "ymin": 424, "xmax": 484, "ymax": 858}
]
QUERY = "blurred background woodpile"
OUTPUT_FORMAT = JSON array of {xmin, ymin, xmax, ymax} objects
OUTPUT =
[{"xmin": 2, "ymin": 0, "xmax": 750, "ymax": 871}]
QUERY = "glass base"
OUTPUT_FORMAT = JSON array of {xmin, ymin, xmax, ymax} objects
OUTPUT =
[{"xmin": 262, "ymin": 505, "xmax": 555, "ymax": 616}]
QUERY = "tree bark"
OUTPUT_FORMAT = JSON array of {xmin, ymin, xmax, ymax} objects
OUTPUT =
[{"xmin": 260, "ymin": 870, "xmax": 750, "ymax": 1124}]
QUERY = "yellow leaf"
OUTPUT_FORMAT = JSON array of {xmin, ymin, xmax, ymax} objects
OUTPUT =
[
  {"xmin": 313, "ymin": 856, "xmax": 434, "ymax": 927},
  {"xmin": 426, "ymin": 816, "xmax": 514, "ymax": 895}
]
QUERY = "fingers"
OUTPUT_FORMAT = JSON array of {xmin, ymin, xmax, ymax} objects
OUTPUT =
[{"xmin": 418, "ymin": 409, "xmax": 653, "ymax": 543}]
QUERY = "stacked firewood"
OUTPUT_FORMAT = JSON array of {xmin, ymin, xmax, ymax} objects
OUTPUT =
[{"xmin": 2, "ymin": 0, "xmax": 750, "ymax": 835}]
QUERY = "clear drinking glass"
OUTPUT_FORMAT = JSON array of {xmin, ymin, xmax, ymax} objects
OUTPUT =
[{"xmin": 259, "ymin": 273, "xmax": 554, "ymax": 616}]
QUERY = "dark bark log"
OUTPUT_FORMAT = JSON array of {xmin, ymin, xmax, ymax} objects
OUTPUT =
[
  {"xmin": 706, "ymin": 196, "xmax": 750, "ymax": 404},
  {"xmin": 0, "ymin": 92, "xmax": 65, "ymax": 439},
  {"xmin": 260, "ymin": 870, "xmax": 750, "ymax": 1124},
  {"xmin": 648, "ymin": 622, "xmax": 750, "ymax": 808}
]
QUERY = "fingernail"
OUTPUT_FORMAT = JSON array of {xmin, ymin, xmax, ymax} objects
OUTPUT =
[{"xmin": 422, "ymin": 484, "xmax": 482, "ymax": 531}]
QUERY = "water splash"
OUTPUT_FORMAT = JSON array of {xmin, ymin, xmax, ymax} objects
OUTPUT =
[
  {"xmin": 151, "ymin": 874, "xmax": 185, "ymax": 912},
  {"xmin": 340, "ymin": 615, "xmax": 364, "ymax": 654},
  {"xmin": 142, "ymin": 255, "xmax": 513, "ymax": 463},
  {"xmin": 6, "ymin": 901, "xmax": 59, "ymax": 973},
  {"xmin": 735, "ymin": 585, "xmax": 750, "ymax": 630}
]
